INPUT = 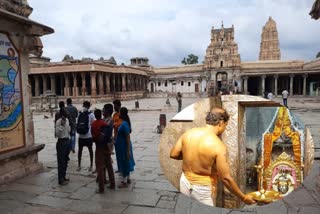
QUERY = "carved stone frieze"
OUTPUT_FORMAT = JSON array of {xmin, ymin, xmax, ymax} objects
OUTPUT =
[{"xmin": 0, "ymin": 0, "xmax": 33, "ymax": 17}]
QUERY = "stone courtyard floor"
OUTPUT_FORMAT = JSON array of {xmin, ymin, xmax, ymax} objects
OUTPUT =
[{"xmin": 0, "ymin": 96, "xmax": 319, "ymax": 213}]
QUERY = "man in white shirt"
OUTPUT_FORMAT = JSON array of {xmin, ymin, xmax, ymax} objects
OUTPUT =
[
  {"xmin": 267, "ymin": 92, "xmax": 274, "ymax": 100},
  {"xmin": 282, "ymin": 89, "xmax": 289, "ymax": 107},
  {"xmin": 77, "ymin": 101, "xmax": 95, "ymax": 171},
  {"xmin": 55, "ymin": 105, "xmax": 71, "ymax": 185}
]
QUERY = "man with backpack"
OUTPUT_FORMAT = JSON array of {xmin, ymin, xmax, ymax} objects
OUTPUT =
[
  {"xmin": 66, "ymin": 98, "xmax": 78, "ymax": 153},
  {"xmin": 77, "ymin": 101, "xmax": 95, "ymax": 171}
]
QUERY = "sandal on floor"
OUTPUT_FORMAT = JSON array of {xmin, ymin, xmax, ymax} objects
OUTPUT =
[{"xmin": 118, "ymin": 183, "xmax": 128, "ymax": 188}]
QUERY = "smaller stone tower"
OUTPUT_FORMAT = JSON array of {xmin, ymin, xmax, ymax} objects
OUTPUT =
[
  {"xmin": 259, "ymin": 17, "xmax": 281, "ymax": 60},
  {"xmin": 203, "ymin": 23, "xmax": 241, "ymax": 69}
]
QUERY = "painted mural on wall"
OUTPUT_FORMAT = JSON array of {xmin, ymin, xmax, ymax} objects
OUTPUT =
[{"xmin": 0, "ymin": 33, "xmax": 25, "ymax": 153}]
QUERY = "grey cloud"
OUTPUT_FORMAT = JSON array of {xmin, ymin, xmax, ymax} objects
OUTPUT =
[{"xmin": 29, "ymin": 0, "xmax": 319, "ymax": 66}]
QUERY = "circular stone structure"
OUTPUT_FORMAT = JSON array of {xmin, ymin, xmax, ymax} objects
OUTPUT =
[{"xmin": 159, "ymin": 95, "xmax": 315, "ymax": 209}]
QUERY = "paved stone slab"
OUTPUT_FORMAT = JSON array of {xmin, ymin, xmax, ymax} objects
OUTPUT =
[
  {"xmin": 156, "ymin": 199, "xmax": 176, "ymax": 209},
  {"xmin": 27, "ymin": 195, "xmax": 74, "ymax": 208},
  {"xmin": 51, "ymin": 181, "xmax": 86, "ymax": 193},
  {"xmin": 298, "ymin": 206, "xmax": 320, "ymax": 214},
  {"xmin": 122, "ymin": 205, "xmax": 174, "ymax": 214},
  {"xmin": 91, "ymin": 191, "xmax": 161, "ymax": 207},
  {"xmin": 0, "ymin": 182, "xmax": 49, "ymax": 194},
  {"xmin": 135, "ymin": 181, "xmax": 178, "ymax": 192},
  {"xmin": 70, "ymin": 187, "xmax": 96, "ymax": 200},
  {"xmin": 282, "ymin": 186, "xmax": 319, "ymax": 208},
  {"xmin": 190, "ymin": 202, "xmax": 232, "ymax": 214},
  {"xmin": 45, "ymin": 191, "xmax": 71, "ymax": 198},
  {"xmin": 68, "ymin": 199, "xmax": 128, "ymax": 214},
  {"xmin": 254, "ymin": 200, "xmax": 287, "ymax": 214},
  {"xmin": 0, "ymin": 190, "xmax": 37, "ymax": 202},
  {"xmin": 24, "ymin": 205, "xmax": 80, "ymax": 214},
  {"xmin": 0, "ymin": 199, "xmax": 27, "ymax": 209}
]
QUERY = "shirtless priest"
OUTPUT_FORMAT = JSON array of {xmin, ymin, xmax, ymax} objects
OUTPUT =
[{"xmin": 170, "ymin": 107, "xmax": 256, "ymax": 207}]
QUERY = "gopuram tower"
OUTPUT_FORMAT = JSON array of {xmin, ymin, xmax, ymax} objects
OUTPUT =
[
  {"xmin": 259, "ymin": 17, "xmax": 281, "ymax": 60},
  {"xmin": 203, "ymin": 23, "xmax": 241, "ymax": 94}
]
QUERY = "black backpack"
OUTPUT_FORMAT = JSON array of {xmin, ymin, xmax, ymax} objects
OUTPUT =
[{"xmin": 77, "ymin": 112, "xmax": 89, "ymax": 134}]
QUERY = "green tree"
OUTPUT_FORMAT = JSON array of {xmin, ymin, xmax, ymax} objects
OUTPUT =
[
  {"xmin": 181, "ymin": 54, "xmax": 199, "ymax": 65},
  {"xmin": 316, "ymin": 52, "xmax": 320, "ymax": 58}
]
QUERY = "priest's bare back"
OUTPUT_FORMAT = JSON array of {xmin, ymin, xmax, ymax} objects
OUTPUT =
[{"xmin": 170, "ymin": 107, "xmax": 255, "ymax": 206}]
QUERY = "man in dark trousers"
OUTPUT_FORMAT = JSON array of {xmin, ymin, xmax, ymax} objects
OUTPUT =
[
  {"xmin": 77, "ymin": 101, "xmax": 95, "ymax": 171},
  {"xmin": 66, "ymin": 98, "xmax": 78, "ymax": 153},
  {"xmin": 54, "ymin": 102, "xmax": 71, "ymax": 185}
]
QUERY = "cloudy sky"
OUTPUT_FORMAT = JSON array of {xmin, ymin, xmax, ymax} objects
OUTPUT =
[{"xmin": 29, "ymin": 0, "xmax": 319, "ymax": 66}]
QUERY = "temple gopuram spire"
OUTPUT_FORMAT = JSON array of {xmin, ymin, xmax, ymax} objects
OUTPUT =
[
  {"xmin": 259, "ymin": 16, "xmax": 281, "ymax": 61},
  {"xmin": 204, "ymin": 22, "xmax": 241, "ymax": 69}
]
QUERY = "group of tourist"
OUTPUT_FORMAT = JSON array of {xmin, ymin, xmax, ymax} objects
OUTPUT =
[{"xmin": 54, "ymin": 98, "xmax": 135, "ymax": 193}]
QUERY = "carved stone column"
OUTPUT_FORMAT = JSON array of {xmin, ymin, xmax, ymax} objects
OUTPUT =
[
  {"xmin": 289, "ymin": 74, "xmax": 294, "ymax": 96},
  {"xmin": 303, "ymin": 73, "xmax": 308, "ymax": 96},
  {"xmin": 243, "ymin": 76, "xmax": 248, "ymax": 94},
  {"xmin": 122, "ymin": 74, "xmax": 127, "ymax": 92},
  {"xmin": 60, "ymin": 76, "xmax": 64, "ymax": 95},
  {"xmin": 112, "ymin": 74, "xmax": 117, "ymax": 92},
  {"xmin": 34, "ymin": 75, "xmax": 40, "ymax": 96},
  {"xmin": 138, "ymin": 77, "xmax": 142, "ymax": 91},
  {"xmin": 118, "ymin": 74, "xmax": 122, "ymax": 91},
  {"xmin": 72, "ymin": 73, "xmax": 77, "ymax": 96},
  {"xmin": 90, "ymin": 72, "xmax": 97, "ymax": 96},
  {"xmin": 42, "ymin": 75, "xmax": 47, "ymax": 94},
  {"xmin": 274, "ymin": 74, "xmax": 278, "ymax": 96},
  {"xmin": 126, "ymin": 74, "xmax": 131, "ymax": 91},
  {"xmin": 134, "ymin": 77, "xmax": 138, "ymax": 91},
  {"xmin": 98, "ymin": 72, "xmax": 104, "ymax": 95},
  {"xmin": 64, "ymin": 73, "xmax": 70, "ymax": 96},
  {"xmin": 261, "ymin": 75, "xmax": 266, "ymax": 96},
  {"xmin": 81, "ymin": 72, "xmax": 86, "ymax": 96},
  {"xmin": 50, "ymin": 74, "xmax": 56, "ymax": 94},
  {"xmin": 105, "ymin": 73, "xmax": 110, "ymax": 93}
]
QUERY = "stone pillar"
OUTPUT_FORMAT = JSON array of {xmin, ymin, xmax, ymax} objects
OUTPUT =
[
  {"xmin": 64, "ymin": 73, "xmax": 70, "ymax": 96},
  {"xmin": 81, "ymin": 72, "xmax": 86, "ymax": 96},
  {"xmin": 34, "ymin": 75, "xmax": 40, "ymax": 96},
  {"xmin": 145, "ymin": 79, "xmax": 148, "ymax": 91},
  {"xmin": 91, "ymin": 72, "xmax": 97, "ymax": 96},
  {"xmin": 50, "ymin": 74, "xmax": 56, "ymax": 94},
  {"xmin": 126, "ymin": 74, "xmax": 134, "ymax": 91},
  {"xmin": 118, "ymin": 74, "xmax": 122, "ymax": 91},
  {"xmin": 261, "ymin": 75, "xmax": 266, "ymax": 96},
  {"xmin": 122, "ymin": 74, "xmax": 126, "ymax": 92},
  {"xmin": 72, "ymin": 73, "xmax": 77, "ymax": 96},
  {"xmin": 105, "ymin": 73, "xmax": 111, "ymax": 93},
  {"xmin": 134, "ymin": 77, "xmax": 138, "ymax": 91},
  {"xmin": 42, "ymin": 75, "xmax": 47, "ymax": 94},
  {"xmin": 98, "ymin": 72, "xmax": 104, "ymax": 95},
  {"xmin": 274, "ymin": 74, "xmax": 278, "ymax": 96},
  {"xmin": 139, "ymin": 77, "xmax": 142, "ymax": 91},
  {"xmin": 289, "ymin": 74, "xmax": 294, "ymax": 96},
  {"xmin": 243, "ymin": 76, "xmax": 248, "ymax": 94},
  {"xmin": 60, "ymin": 76, "xmax": 64, "ymax": 95},
  {"xmin": 303, "ymin": 73, "xmax": 308, "ymax": 96},
  {"xmin": 112, "ymin": 74, "xmax": 116, "ymax": 92}
]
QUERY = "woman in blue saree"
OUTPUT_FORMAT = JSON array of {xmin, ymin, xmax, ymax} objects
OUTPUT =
[{"xmin": 116, "ymin": 107, "xmax": 135, "ymax": 188}]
